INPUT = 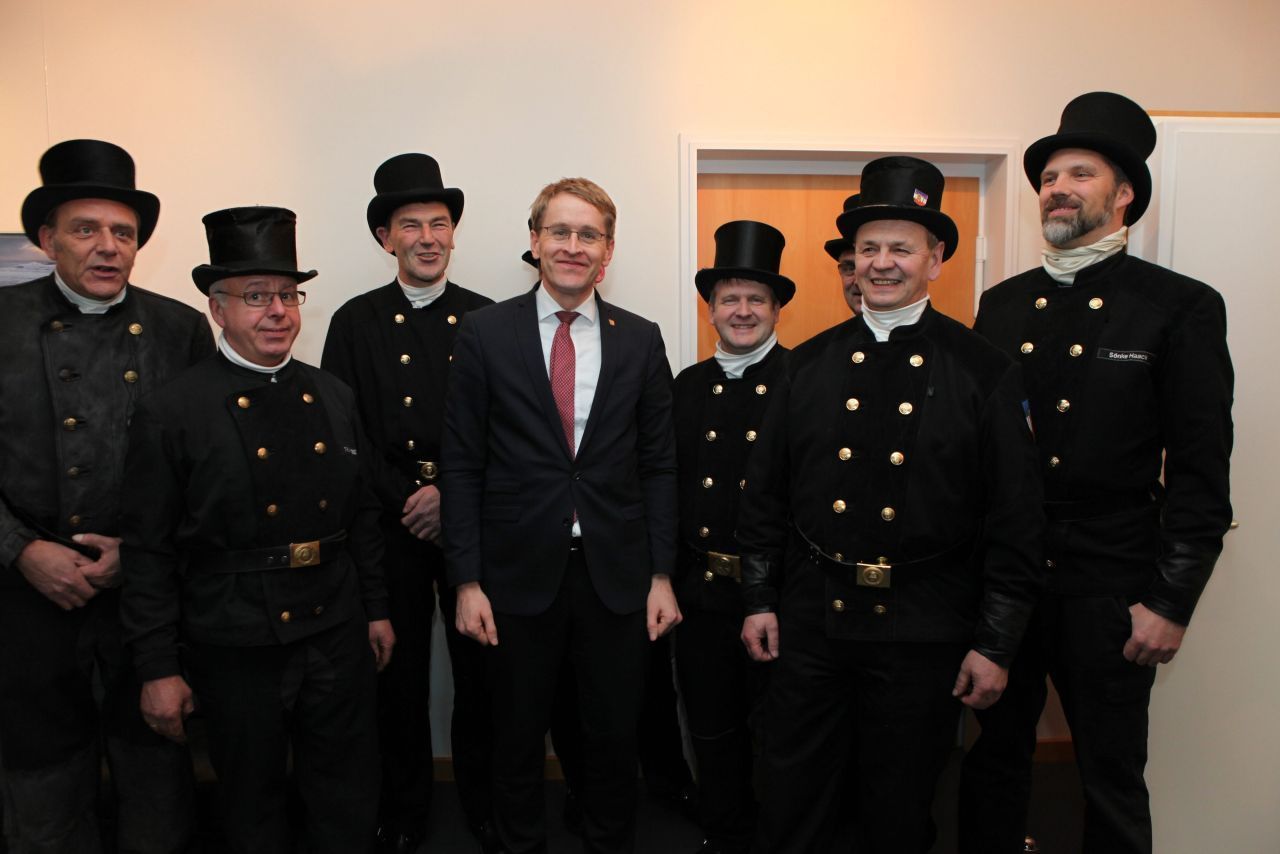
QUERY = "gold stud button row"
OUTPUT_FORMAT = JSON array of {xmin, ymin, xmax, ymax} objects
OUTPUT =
[
  {"xmin": 447, "ymin": 314, "xmax": 458, "ymax": 325},
  {"xmin": 400, "ymin": 354, "xmax": 411, "ymax": 365},
  {"xmin": 257, "ymin": 447, "xmax": 269, "ymax": 459},
  {"xmin": 1021, "ymin": 342, "xmax": 1034, "ymax": 354},
  {"xmin": 314, "ymin": 442, "xmax": 327, "ymax": 455},
  {"xmin": 1035, "ymin": 297, "xmax": 1048, "ymax": 309},
  {"xmin": 833, "ymin": 499, "xmax": 847, "ymax": 513},
  {"xmin": 851, "ymin": 351, "xmax": 865, "ymax": 364},
  {"xmin": 705, "ymin": 430, "xmax": 717, "ymax": 441},
  {"xmin": 838, "ymin": 447, "xmax": 852, "ymax": 461},
  {"xmin": 394, "ymin": 313, "xmax": 406, "ymax": 324},
  {"xmin": 846, "ymin": 398, "xmax": 860, "ymax": 411},
  {"xmin": 1089, "ymin": 297, "xmax": 1103, "ymax": 310},
  {"xmin": 704, "ymin": 570, "xmax": 715, "ymax": 582},
  {"xmin": 745, "ymin": 430, "xmax": 758, "ymax": 442},
  {"xmin": 63, "ymin": 417, "xmax": 78, "ymax": 430},
  {"xmin": 302, "ymin": 393, "xmax": 314, "ymax": 404},
  {"xmin": 702, "ymin": 477, "xmax": 714, "ymax": 488},
  {"xmin": 128, "ymin": 323, "xmax": 143, "ymax": 336},
  {"xmin": 50, "ymin": 320, "xmax": 65, "ymax": 332},
  {"xmin": 755, "ymin": 384, "xmax": 767, "ymax": 395},
  {"xmin": 1056, "ymin": 399, "xmax": 1070, "ymax": 413},
  {"xmin": 1069, "ymin": 344, "xmax": 1083, "ymax": 357},
  {"xmin": 711, "ymin": 383, "xmax": 724, "ymax": 395},
  {"xmin": 403, "ymin": 396, "xmax": 413, "ymax": 407},
  {"xmin": 881, "ymin": 507, "xmax": 896, "ymax": 521},
  {"xmin": 832, "ymin": 599, "xmax": 846, "ymax": 613},
  {"xmin": 123, "ymin": 370, "xmax": 138, "ymax": 383},
  {"xmin": 898, "ymin": 402, "xmax": 913, "ymax": 415},
  {"xmin": 1048, "ymin": 456, "xmax": 1061, "ymax": 468},
  {"xmin": 698, "ymin": 526, "xmax": 710, "ymax": 538},
  {"xmin": 909, "ymin": 354, "xmax": 924, "ymax": 367},
  {"xmin": 889, "ymin": 451, "xmax": 904, "ymax": 465},
  {"xmin": 406, "ymin": 439, "xmax": 416, "ymax": 451},
  {"xmin": 237, "ymin": 396, "xmax": 251, "ymax": 409},
  {"xmin": 266, "ymin": 503, "xmax": 279, "ymax": 517}
]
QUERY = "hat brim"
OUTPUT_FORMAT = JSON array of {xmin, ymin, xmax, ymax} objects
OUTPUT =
[
  {"xmin": 694, "ymin": 267, "xmax": 796, "ymax": 306},
  {"xmin": 835, "ymin": 205, "xmax": 958, "ymax": 262},
  {"xmin": 22, "ymin": 185, "xmax": 160, "ymax": 248},
  {"xmin": 824, "ymin": 236, "xmax": 853, "ymax": 261},
  {"xmin": 192, "ymin": 264, "xmax": 318, "ymax": 295},
  {"xmin": 1023, "ymin": 131, "xmax": 1152, "ymax": 225},
  {"xmin": 366, "ymin": 188, "xmax": 464, "ymax": 241}
]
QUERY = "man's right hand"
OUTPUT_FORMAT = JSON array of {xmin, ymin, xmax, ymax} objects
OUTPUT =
[
  {"xmin": 455, "ymin": 582, "xmax": 499, "ymax": 646},
  {"xmin": 14, "ymin": 539, "xmax": 98, "ymax": 610},
  {"xmin": 741, "ymin": 612, "xmax": 780, "ymax": 662},
  {"xmin": 140, "ymin": 676, "xmax": 195, "ymax": 744}
]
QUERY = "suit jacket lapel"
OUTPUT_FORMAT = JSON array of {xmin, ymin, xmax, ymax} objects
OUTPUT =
[
  {"xmin": 578, "ymin": 292, "xmax": 616, "ymax": 457},
  {"xmin": 515, "ymin": 286, "xmax": 575, "ymax": 459}
]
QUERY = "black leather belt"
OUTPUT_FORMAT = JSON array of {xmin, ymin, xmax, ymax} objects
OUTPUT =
[
  {"xmin": 1044, "ymin": 488, "xmax": 1161, "ymax": 523},
  {"xmin": 796, "ymin": 526, "xmax": 975, "ymax": 590},
  {"xmin": 189, "ymin": 531, "xmax": 348, "ymax": 574}
]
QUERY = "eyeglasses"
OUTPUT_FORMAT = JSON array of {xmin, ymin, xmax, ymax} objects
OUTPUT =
[
  {"xmin": 540, "ymin": 225, "xmax": 610, "ymax": 246},
  {"xmin": 837, "ymin": 262, "xmax": 858, "ymax": 276},
  {"xmin": 215, "ymin": 290, "xmax": 307, "ymax": 307}
]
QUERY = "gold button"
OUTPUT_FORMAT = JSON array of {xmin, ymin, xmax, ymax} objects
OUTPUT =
[
  {"xmin": 280, "ymin": 611, "xmax": 292, "ymax": 623},
  {"xmin": 832, "ymin": 552, "xmax": 844, "ymax": 562},
  {"xmin": 123, "ymin": 370, "xmax": 138, "ymax": 383},
  {"xmin": 237, "ymin": 396, "xmax": 250, "ymax": 409},
  {"xmin": 755, "ymin": 384, "xmax": 767, "ymax": 395},
  {"xmin": 739, "ymin": 479, "xmax": 746, "ymax": 490},
  {"xmin": 313, "ymin": 606, "xmax": 324, "ymax": 616},
  {"xmin": 832, "ymin": 500, "xmax": 846, "ymax": 513},
  {"xmin": 745, "ymin": 430, "xmax": 758, "ymax": 442},
  {"xmin": 67, "ymin": 466, "xmax": 80, "ymax": 477},
  {"xmin": 1035, "ymin": 297, "xmax": 1048, "ymax": 309},
  {"xmin": 838, "ymin": 447, "xmax": 852, "ymax": 461},
  {"xmin": 257, "ymin": 447, "xmax": 269, "ymax": 459},
  {"xmin": 698, "ymin": 526, "xmax": 710, "ymax": 538},
  {"xmin": 711, "ymin": 383, "xmax": 724, "ymax": 395},
  {"xmin": 128, "ymin": 323, "xmax": 143, "ymax": 336},
  {"xmin": 704, "ymin": 570, "xmax": 715, "ymax": 582},
  {"xmin": 909, "ymin": 354, "xmax": 924, "ymax": 367},
  {"xmin": 898, "ymin": 402, "xmax": 913, "ymax": 415},
  {"xmin": 50, "ymin": 320, "xmax": 64, "ymax": 332},
  {"xmin": 1069, "ymin": 344, "xmax": 1084, "ymax": 357},
  {"xmin": 832, "ymin": 599, "xmax": 846, "ymax": 613},
  {"xmin": 1048, "ymin": 456, "xmax": 1061, "ymax": 468},
  {"xmin": 1020, "ymin": 342, "xmax": 1034, "ymax": 354},
  {"xmin": 302, "ymin": 393, "xmax": 314, "ymax": 404},
  {"xmin": 1045, "ymin": 559, "xmax": 1056, "ymax": 569},
  {"xmin": 421, "ymin": 461, "xmax": 438, "ymax": 480},
  {"xmin": 851, "ymin": 351, "xmax": 865, "ymax": 364},
  {"xmin": 406, "ymin": 439, "xmax": 416, "ymax": 451},
  {"xmin": 447, "ymin": 314, "xmax": 458, "ymax": 325},
  {"xmin": 266, "ymin": 503, "xmax": 279, "ymax": 517},
  {"xmin": 314, "ymin": 442, "xmax": 327, "ymax": 455},
  {"xmin": 889, "ymin": 451, "xmax": 904, "ymax": 465},
  {"xmin": 845, "ymin": 398, "xmax": 860, "ymax": 411},
  {"xmin": 318, "ymin": 499, "xmax": 328, "ymax": 511},
  {"xmin": 394, "ymin": 313, "xmax": 406, "ymax": 324},
  {"xmin": 702, "ymin": 477, "xmax": 714, "ymax": 488},
  {"xmin": 62, "ymin": 417, "xmax": 77, "ymax": 430},
  {"xmin": 403, "ymin": 396, "xmax": 413, "ymax": 407},
  {"xmin": 873, "ymin": 604, "xmax": 887, "ymax": 616},
  {"xmin": 1089, "ymin": 297, "xmax": 1103, "ymax": 310},
  {"xmin": 400, "ymin": 354, "xmax": 411, "ymax": 365},
  {"xmin": 69, "ymin": 514, "xmax": 82, "ymax": 526},
  {"xmin": 881, "ymin": 506, "xmax": 896, "ymax": 521},
  {"xmin": 1056, "ymin": 399, "xmax": 1070, "ymax": 413},
  {"xmin": 705, "ymin": 430, "xmax": 717, "ymax": 441}
]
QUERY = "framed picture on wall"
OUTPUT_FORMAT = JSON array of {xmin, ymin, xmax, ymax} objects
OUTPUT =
[{"xmin": 0, "ymin": 233, "xmax": 53, "ymax": 286}]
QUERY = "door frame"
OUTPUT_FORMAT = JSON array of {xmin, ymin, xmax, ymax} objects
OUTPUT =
[{"xmin": 677, "ymin": 135, "xmax": 1022, "ymax": 367}]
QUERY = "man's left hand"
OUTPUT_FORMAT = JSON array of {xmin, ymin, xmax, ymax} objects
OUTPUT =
[
  {"xmin": 401, "ymin": 485, "xmax": 441, "ymax": 542},
  {"xmin": 1123, "ymin": 603, "xmax": 1186, "ymax": 666},
  {"xmin": 72, "ymin": 533, "xmax": 123, "ymax": 589},
  {"xmin": 646, "ymin": 574, "xmax": 681, "ymax": 641},
  {"xmin": 368, "ymin": 619, "xmax": 396, "ymax": 671},
  {"xmin": 952, "ymin": 649, "xmax": 1008, "ymax": 710}
]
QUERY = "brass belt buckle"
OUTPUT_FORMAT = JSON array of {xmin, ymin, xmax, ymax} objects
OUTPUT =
[
  {"xmin": 856, "ymin": 557, "xmax": 892, "ymax": 588},
  {"xmin": 707, "ymin": 551, "xmax": 742, "ymax": 582},
  {"xmin": 418, "ymin": 460, "xmax": 439, "ymax": 482},
  {"xmin": 290, "ymin": 540, "xmax": 321, "ymax": 568}
]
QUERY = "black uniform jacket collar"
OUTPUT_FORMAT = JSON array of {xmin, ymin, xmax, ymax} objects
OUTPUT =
[
  {"xmin": 215, "ymin": 350, "xmax": 298, "ymax": 384},
  {"xmin": 38, "ymin": 273, "xmax": 138, "ymax": 318}
]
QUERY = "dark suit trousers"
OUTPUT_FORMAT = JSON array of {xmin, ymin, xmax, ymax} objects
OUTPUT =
[
  {"xmin": 959, "ymin": 593, "xmax": 1157, "ymax": 854},
  {"xmin": 488, "ymin": 546, "xmax": 647, "ymax": 854}
]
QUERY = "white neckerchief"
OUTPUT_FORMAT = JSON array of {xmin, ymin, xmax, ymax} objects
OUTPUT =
[
  {"xmin": 219, "ymin": 333, "xmax": 291, "ymax": 376},
  {"xmin": 862, "ymin": 296, "xmax": 929, "ymax": 342},
  {"xmin": 714, "ymin": 332, "xmax": 778, "ymax": 379},
  {"xmin": 1042, "ymin": 226, "xmax": 1128, "ymax": 285},
  {"xmin": 398, "ymin": 275, "xmax": 447, "ymax": 309},
  {"xmin": 53, "ymin": 270, "xmax": 127, "ymax": 314}
]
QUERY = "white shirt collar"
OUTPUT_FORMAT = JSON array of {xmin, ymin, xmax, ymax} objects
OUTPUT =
[
  {"xmin": 398, "ymin": 275, "xmax": 447, "ymax": 308},
  {"xmin": 53, "ymin": 269, "xmax": 127, "ymax": 314},
  {"xmin": 862, "ymin": 296, "xmax": 930, "ymax": 342},
  {"xmin": 714, "ymin": 332, "xmax": 777, "ymax": 379},
  {"xmin": 535, "ymin": 284, "xmax": 598, "ymax": 325},
  {"xmin": 218, "ymin": 332, "xmax": 291, "ymax": 375}
]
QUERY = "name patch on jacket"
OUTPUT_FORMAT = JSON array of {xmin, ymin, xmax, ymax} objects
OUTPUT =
[{"xmin": 1097, "ymin": 348, "xmax": 1154, "ymax": 365}]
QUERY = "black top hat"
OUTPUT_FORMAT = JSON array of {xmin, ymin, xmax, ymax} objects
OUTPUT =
[
  {"xmin": 823, "ymin": 194, "xmax": 862, "ymax": 260},
  {"xmin": 21, "ymin": 139, "xmax": 161, "ymax": 248},
  {"xmin": 836, "ymin": 157, "xmax": 958, "ymax": 261},
  {"xmin": 366, "ymin": 153, "xmax": 464, "ymax": 241},
  {"xmin": 695, "ymin": 220, "xmax": 795, "ymax": 306},
  {"xmin": 1023, "ymin": 91, "xmax": 1156, "ymax": 225},
  {"xmin": 192, "ymin": 206, "xmax": 318, "ymax": 294}
]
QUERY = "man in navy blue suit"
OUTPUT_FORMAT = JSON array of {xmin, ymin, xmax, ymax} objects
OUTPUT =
[{"xmin": 442, "ymin": 177, "xmax": 681, "ymax": 854}]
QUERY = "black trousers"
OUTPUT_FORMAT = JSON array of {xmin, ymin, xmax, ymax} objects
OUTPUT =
[
  {"xmin": 753, "ymin": 567, "xmax": 966, "ymax": 854},
  {"xmin": 959, "ymin": 593, "xmax": 1158, "ymax": 854},
  {"xmin": 0, "ymin": 585, "xmax": 193, "ymax": 853},
  {"xmin": 674, "ymin": 607, "xmax": 769, "ymax": 851},
  {"xmin": 488, "ymin": 547, "xmax": 647, "ymax": 854},
  {"xmin": 187, "ymin": 617, "xmax": 379, "ymax": 854}
]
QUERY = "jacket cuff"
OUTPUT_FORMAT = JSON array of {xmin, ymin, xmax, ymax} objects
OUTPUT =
[
  {"xmin": 135, "ymin": 652, "xmax": 183, "ymax": 683},
  {"xmin": 971, "ymin": 590, "xmax": 1033, "ymax": 669},
  {"xmin": 0, "ymin": 527, "xmax": 37, "ymax": 570},
  {"xmin": 741, "ymin": 553, "xmax": 779, "ymax": 615},
  {"xmin": 363, "ymin": 598, "xmax": 390, "ymax": 622},
  {"xmin": 1142, "ymin": 541, "xmax": 1219, "ymax": 626}
]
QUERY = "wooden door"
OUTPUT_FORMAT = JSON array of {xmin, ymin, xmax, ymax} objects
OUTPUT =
[{"xmin": 696, "ymin": 173, "xmax": 980, "ymax": 361}]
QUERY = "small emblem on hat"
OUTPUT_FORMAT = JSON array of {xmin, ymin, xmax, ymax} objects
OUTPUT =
[{"xmin": 912, "ymin": 189, "xmax": 928, "ymax": 206}]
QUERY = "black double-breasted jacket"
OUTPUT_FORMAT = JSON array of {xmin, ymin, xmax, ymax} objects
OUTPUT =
[
  {"xmin": 738, "ymin": 306, "xmax": 1045, "ymax": 666},
  {"xmin": 321, "ymin": 280, "xmax": 493, "ymax": 511},
  {"xmin": 672, "ymin": 345, "xmax": 788, "ymax": 614},
  {"xmin": 0, "ymin": 276, "xmax": 214, "ymax": 579},
  {"xmin": 974, "ymin": 252, "xmax": 1233, "ymax": 624},
  {"xmin": 119, "ymin": 354, "xmax": 388, "ymax": 682}
]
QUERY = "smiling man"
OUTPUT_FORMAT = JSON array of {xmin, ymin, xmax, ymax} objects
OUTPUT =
[
  {"xmin": 673, "ymin": 220, "xmax": 793, "ymax": 854},
  {"xmin": 322, "ymin": 153, "xmax": 494, "ymax": 853},
  {"xmin": 0, "ymin": 139, "xmax": 212, "ymax": 853},
  {"xmin": 959, "ymin": 92, "xmax": 1234, "ymax": 854},
  {"xmin": 442, "ymin": 178, "xmax": 680, "ymax": 854},
  {"xmin": 120, "ymin": 206, "xmax": 393, "ymax": 853},
  {"xmin": 737, "ymin": 156, "xmax": 1045, "ymax": 853}
]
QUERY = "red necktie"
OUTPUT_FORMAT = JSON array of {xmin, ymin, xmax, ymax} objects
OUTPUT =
[{"xmin": 551, "ymin": 310, "xmax": 579, "ymax": 456}]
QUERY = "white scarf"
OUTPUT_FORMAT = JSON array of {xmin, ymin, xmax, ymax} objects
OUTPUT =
[
  {"xmin": 398, "ymin": 276, "xmax": 446, "ymax": 309},
  {"xmin": 219, "ymin": 333, "xmax": 291, "ymax": 375},
  {"xmin": 862, "ymin": 296, "xmax": 929, "ymax": 342},
  {"xmin": 1042, "ymin": 227, "xmax": 1128, "ymax": 285},
  {"xmin": 714, "ymin": 332, "xmax": 778, "ymax": 379},
  {"xmin": 53, "ymin": 270, "xmax": 126, "ymax": 314}
]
